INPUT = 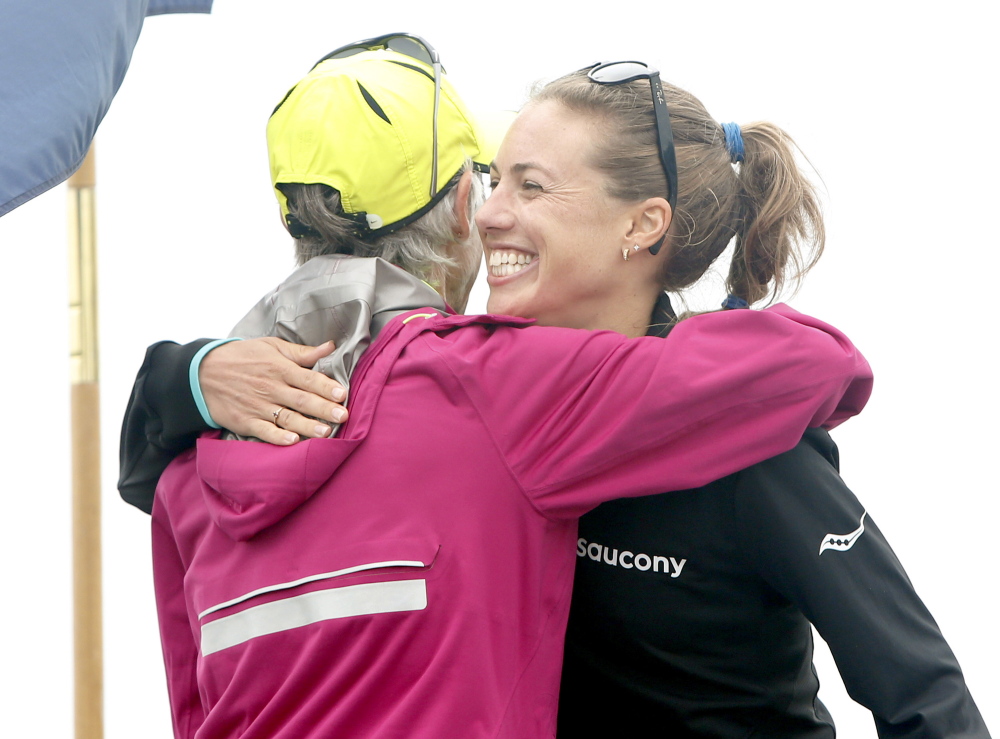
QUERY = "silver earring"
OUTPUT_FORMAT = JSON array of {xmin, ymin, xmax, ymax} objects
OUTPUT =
[
  {"xmin": 622, "ymin": 248, "xmax": 630, "ymax": 261},
  {"xmin": 633, "ymin": 243, "xmax": 641, "ymax": 252}
]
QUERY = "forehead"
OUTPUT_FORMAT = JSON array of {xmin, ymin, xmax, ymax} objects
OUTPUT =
[{"xmin": 493, "ymin": 100, "xmax": 604, "ymax": 175}]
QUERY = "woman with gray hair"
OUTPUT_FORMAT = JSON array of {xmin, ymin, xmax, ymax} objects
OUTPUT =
[{"xmin": 217, "ymin": 160, "xmax": 487, "ymax": 438}]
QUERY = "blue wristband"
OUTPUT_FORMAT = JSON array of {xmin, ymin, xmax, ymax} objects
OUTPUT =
[{"xmin": 189, "ymin": 338, "xmax": 243, "ymax": 429}]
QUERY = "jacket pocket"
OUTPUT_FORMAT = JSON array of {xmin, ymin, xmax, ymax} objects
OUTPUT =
[{"xmin": 195, "ymin": 537, "xmax": 439, "ymax": 656}]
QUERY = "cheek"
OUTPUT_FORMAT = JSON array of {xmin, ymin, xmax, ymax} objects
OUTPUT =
[{"xmin": 549, "ymin": 261, "xmax": 614, "ymax": 312}]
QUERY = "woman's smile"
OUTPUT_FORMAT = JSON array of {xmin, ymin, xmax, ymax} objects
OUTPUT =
[{"xmin": 486, "ymin": 248, "xmax": 537, "ymax": 281}]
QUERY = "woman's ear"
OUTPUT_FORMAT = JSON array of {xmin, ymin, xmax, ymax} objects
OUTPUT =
[
  {"xmin": 625, "ymin": 197, "xmax": 671, "ymax": 253},
  {"xmin": 451, "ymin": 170, "xmax": 474, "ymax": 240}
]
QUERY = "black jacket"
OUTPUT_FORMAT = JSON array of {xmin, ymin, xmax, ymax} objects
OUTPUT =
[
  {"xmin": 559, "ymin": 429, "xmax": 989, "ymax": 738},
  {"xmin": 118, "ymin": 338, "xmax": 212, "ymax": 513}
]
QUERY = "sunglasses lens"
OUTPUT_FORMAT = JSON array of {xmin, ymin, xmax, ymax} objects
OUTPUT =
[
  {"xmin": 327, "ymin": 47, "xmax": 365, "ymax": 60},
  {"xmin": 589, "ymin": 61, "xmax": 652, "ymax": 84},
  {"xmin": 324, "ymin": 36, "xmax": 433, "ymax": 66},
  {"xmin": 384, "ymin": 36, "xmax": 433, "ymax": 66}
]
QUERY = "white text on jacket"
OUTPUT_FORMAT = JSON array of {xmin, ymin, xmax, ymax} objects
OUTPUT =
[{"xmin": 576, "ymin": 538, "xmax": 687, "ymax": 578}]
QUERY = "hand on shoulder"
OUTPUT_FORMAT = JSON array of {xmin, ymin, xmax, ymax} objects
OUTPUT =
[{"xmin": 200, "ymin": 337, "xmax": 347, "ymax": 444}]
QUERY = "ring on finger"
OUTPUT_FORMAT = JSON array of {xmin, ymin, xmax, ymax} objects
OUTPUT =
[{"xmin": 272, "ymin": 407, "xmax": 285, "ymax": 426}]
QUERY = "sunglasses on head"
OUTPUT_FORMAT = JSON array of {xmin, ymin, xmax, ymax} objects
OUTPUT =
[
  {"xmin": 584, "ymin": 61, "xmax": 677, "ymax": 256},
  {"xmin": 314, "ymin": 33, "xmax": 443, "ymax": 198}
]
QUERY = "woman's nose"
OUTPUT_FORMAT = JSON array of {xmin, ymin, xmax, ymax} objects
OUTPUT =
[{"xmin": 475, "ymin": 186, "xmax": 511, "ymax": 234}]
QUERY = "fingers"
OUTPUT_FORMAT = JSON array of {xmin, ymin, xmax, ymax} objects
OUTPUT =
[
  {"xmin": 278, "ymin": 338, "xmax": 335, "ymax": 367},
  {"xmin": 270, "ymin": 406, "xmax": 336, "ymax": 440},
  {"xmin": 241, "ymin": 417, "xmax": 303, "ymax": 446},
  {"xmin": 269, "ymin": 338, "xmax": 346, "ymax": 402},
  {"xmin": 199, "ymin": 337, "xmax": 348, "ymax": 442},
  {"xmin": 277, "ymin": 383, "xmax": 347, "ymax": 426}
]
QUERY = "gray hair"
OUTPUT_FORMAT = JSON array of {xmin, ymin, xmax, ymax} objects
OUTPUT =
[{"xmin": 282, "ymin": 161, "xmax": 485, "ymax": 299}]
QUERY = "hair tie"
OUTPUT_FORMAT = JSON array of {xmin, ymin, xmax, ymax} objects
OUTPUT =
[
  {"xmin": 721, "ymin": 122, "xmax": 744, "ymax": 164},
  {"xmin": 721, "ymin": 294, "xmax": 749, "ymax": 310}
]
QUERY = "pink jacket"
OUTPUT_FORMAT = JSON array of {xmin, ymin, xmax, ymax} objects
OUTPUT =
[{"xmin": 153, "ymin": 306, "xmax": 872, "ymax": 739}]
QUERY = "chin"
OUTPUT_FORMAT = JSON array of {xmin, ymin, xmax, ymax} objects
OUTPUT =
[
  {"xmin": 486, "ymin": 297, "xmax": 522, "ymax": 318},
  {"xmin": 487, "ymin": 285, "xmax": 533, "ymax": 319},
  {"xmin": 485, "ymin": 295, "xmax": 505, "ymax": 315}
]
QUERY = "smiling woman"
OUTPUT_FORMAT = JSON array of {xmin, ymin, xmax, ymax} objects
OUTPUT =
[
  {"xmin": 481, "ymin": 68, "xmax": 824, "ymax": 337},
  {"xmin": 480, "ymin": 99, "xmax": 668, "ymax": 335},
  {"xmin": 500, "ymin": 68, "xmax": 990, "ymax": 739}
]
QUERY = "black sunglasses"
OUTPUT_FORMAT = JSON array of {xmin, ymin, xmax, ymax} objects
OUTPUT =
[
  {"xmin": 585, "ymin": 61, "xmax": 677, "ymax": 255},
  {"xmin": 314, "ymin": 33, "xmax": 443, "ymax": 198}
]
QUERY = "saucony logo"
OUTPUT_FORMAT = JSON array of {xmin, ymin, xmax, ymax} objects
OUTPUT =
[
  {"xmin": 819, "ymin": 511, "xmax": 867, "ymax": 555},
  {"xmin": 577, "ymin": 538, "xmax": 686, "ymax": 578}
]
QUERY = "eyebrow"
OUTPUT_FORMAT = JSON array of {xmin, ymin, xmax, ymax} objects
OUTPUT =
[{"xmin": 490, "ymin": 161, "xmax": 552, "ymax": 176}]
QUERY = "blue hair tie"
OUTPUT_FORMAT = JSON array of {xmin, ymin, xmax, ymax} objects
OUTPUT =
[
  {"xmin": 721, "ymin": 294, "xmax": 749, "ymax": 310},
  {"xmin": 721, "ymin": 122, "xmax": 744, "ymax": 164}
]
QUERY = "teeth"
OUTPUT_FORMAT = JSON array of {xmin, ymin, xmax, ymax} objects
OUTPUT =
[
  {"xmin": 488, "ymin": 249, "xmax": 534, "ymax": 275},
  {"xmin": 490, "ymin": 261, "xmax": 530, "ymax": 277}
]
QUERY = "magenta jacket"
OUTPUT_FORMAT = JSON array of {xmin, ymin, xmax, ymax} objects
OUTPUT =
[{"xmin": 153, "ymin": 306, "xmax": 872, "ymax": 739}]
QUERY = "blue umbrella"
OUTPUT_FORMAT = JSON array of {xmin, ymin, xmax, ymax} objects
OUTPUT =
[
  {"xmin": 0, "ymin": 0, "xmax": 213, "ymax": 217},
  {"xmin": 1, "ymin": 3, "xmax": 213, "ymax": 735}
]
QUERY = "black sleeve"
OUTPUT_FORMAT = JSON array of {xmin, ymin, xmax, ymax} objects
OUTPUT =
[
  {"xmin": 736, "ymin": 429, "xmax": 990, "ymax": 739},
  {"xmin": 118, "ymin": 339, "xmax": 216, "ymax": 514}
]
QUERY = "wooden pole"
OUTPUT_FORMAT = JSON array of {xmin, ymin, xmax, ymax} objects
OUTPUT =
[{"xmin": 68, "ymin": 145, "xmax": 103, "ymax": 739}]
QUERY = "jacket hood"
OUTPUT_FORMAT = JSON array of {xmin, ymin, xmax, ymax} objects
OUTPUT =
[
  {"xmin": 197, "ymin": 434, "xmax": 361, "ymax": 541},
  {"xmin": 202, "ymin": 255, "xmax": 447, "ymax": 540}
]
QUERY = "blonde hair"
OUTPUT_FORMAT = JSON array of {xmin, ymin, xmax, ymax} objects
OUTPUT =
[{"xmin": 532, "ymin": 71, "xmax": 824, "ymax": 306}]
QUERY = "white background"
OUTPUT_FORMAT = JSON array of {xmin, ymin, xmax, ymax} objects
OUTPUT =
[{"xmin": 0, "ymin": 1, "xmax": 996, "ymax": 735}]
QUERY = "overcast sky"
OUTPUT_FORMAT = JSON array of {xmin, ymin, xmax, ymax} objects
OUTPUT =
[{"xmin": 0, "ymin": 1, "xmax": 997, "ymax": 735}]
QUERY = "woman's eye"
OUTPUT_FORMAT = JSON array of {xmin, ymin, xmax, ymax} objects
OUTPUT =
[
  {"xmin": 522, "ymin": 180, "xmax": 542, "ymax": 191},
  {"xmin": 489, "ymin": 180, "xmax": 500, "ymax": 190}
]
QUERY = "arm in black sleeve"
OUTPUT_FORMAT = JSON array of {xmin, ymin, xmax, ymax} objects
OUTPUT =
[
  {"xmin": 118, "ymin": 339, "xmax": 216, "ymax": 514},
  {"xmin": 737, "ymin": 429, "xmax": 991, "ymax": 739}
]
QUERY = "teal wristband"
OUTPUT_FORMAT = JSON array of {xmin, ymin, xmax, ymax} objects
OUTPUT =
[{"xmin": 189, "ymin": 338, "xmax": 243, "ymax": 429}]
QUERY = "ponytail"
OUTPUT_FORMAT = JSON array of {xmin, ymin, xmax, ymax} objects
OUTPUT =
[{"xmin": 726, "ymin": 122, "xmax": 824, "ymax": 305}]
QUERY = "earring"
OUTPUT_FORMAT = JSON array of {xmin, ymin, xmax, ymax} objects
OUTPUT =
[
  {"xmin": 633, "ymin": 243, "xmax": 641, "ymax": 252},
  {"xmin": 622, "ymin": 248, "xmax": 630, "ymax": 262}
]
